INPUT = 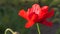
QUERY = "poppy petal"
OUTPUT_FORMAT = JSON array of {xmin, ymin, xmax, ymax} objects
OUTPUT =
[
  {"xmin": 31, "ymin": 14, "xmax": 38, "ymax": 21},
  {"xmin": 41, "ymin": 6, "xmax": 48, "ymax": 13},
  {"xmin": 25, "ymin": 21, "xmax": 35, "ymax": 28},
  {"xmin": 41, "ymin": 20, "xmax": 53, "ymax": 27},
  {"xmin": 18, "ymin": 9, "xmax": 27, "ymax": 19},
  {"xmin": 27, "ymin": 8, "xmax": 31, "ymax": 14},
  {"xmin": 25, "ymin": 14, "xmax": 37, "ymax": 28},
  {"xmin": 32, "ymin": 4, "xmax": 41, "ymax": 14},
  {"xmin": 39, "ymin": 6, "xmax": 48, "ymax": 19},
  {"xmin": 47, "ymin": 9, "xmax": 54, "ymax": 18}
]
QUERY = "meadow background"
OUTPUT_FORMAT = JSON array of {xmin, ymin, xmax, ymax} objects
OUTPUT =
[{"xmin": 0, "ymin": 0, "xmax": 60, "ymax": 34}]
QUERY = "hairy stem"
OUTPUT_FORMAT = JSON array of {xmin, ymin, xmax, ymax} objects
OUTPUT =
[{"xmin": 36, "ymin": 23, "xmax": 41, "ymax": 34}]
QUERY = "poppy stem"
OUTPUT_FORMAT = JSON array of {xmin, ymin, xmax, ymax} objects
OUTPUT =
[{"xmin": 36, "ymin": 23, "xmax": 41, "ymax": 34}]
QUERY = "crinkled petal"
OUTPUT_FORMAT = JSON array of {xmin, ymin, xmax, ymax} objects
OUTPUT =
[
  {"xmin": 18, "ymin": 9, "xmax": 27, "ymax": 19},
  {"xmin": 32, "ymin": 4, "xmax": 41, "ymax": 14},
  {"xmin": 30, "ymin": 14, "xmax": 38, "ymax": 21},
  {"xmin": 25, "ymin": 21, "xmax": 35, "ymax": 28},
  {"xmin": 18, "ymin": 10, "xmax": 28, "ymax": 20},
  {"xmin": 39, "ymin": 6, "xmax": 48, "ymax": 19},
  {"xmin": 25, "ymin": 14, "xmax": 38, "ymax": 28},
  {"xmin": 27, "ymin": 8, "xmax": 31, "ymax": 15},
  {"xmin": 40, "ymin": 20, "xmax": 53, "ymax": 27},
  {"xmin": 27, "ymin": 8, "xmax": 34, "ymax": 19},
  {"xmin": 41, "ymin": 6, "xmax": 48, "ymax": 12},
  {"xmin": 47, "ymin": 9, "xmax": 54, "ymax": 18}
]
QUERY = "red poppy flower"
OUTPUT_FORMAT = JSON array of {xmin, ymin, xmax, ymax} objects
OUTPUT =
[{"xmin": 18, "ymin": 4, "xmax": 54, "ymax": 28}]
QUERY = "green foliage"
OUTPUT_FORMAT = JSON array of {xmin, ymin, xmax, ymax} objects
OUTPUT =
[{"xmin": 56, "ymin": 27, "xmax": 60, "ymax": 34}]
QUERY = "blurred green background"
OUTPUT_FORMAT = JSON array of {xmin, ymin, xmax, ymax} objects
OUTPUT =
[{"xmin": 0, "ymin": 0, "xmax": 60, "ymax": 34}]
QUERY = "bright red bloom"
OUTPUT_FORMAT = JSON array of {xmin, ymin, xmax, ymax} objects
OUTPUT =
[{"xmin": 18, "ymin": 4, "xmax": 54, "ymax": 28}]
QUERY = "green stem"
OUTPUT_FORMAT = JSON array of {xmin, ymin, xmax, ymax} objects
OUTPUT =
[
  {"xmin": 4, "ymin": 28, "xmax": 14, "ymax": 34},
  {"xmin": 36, "ymin": 23, "xmax": 41, "ymax": 34}
]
